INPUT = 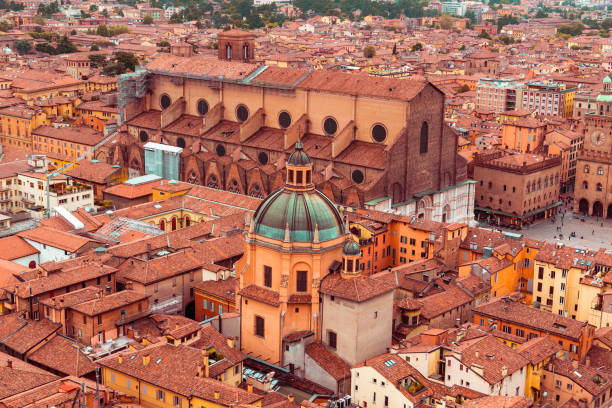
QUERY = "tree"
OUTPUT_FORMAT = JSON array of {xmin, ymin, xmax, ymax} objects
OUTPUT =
[
  {"xmin": 411, "ymin": 42, "xmax": 423, "ymax": 51},
  {"xmin": 56, "ymin": 35, "xmax": 78, "ymax": 53},
  {"xmin": 459, "ymin": 44, "xmax": 466, "ymax": 51},
  {"xmin": 142, "ymin": 14, "xmax": 154, "ymax": 24},
  {"xmin": 557, "ymin": 23, "xmax": 584, "ymax": 37},
  {"xmin": 0, "ymin": 21, "xmax": 11, "ymax": 32},
  {"xmin": 392, "ymin": 43, "xmax": 397, "ymax": 55},
  {"xmin": 14, "ymin": 39, "xmax": 31, "ymax": 54},
  {"xmin": 88, "ymin": 53, "xmax": 106, "ymax": 67},
  {"xmin": 363, "ymin": 45, "xmax": 375, "ymax": 58},
  {"xmin": 535, "ymin": 9, "xmax": 548, "ymax": 18},
  {"xmin": 35, "ymin": 42, "xmax": 56, "ymax": 54},
  {"xmin": 478, "ymin": 30, "xmax": 492, "ymax": 39},
  {"xmin": 89, "ymin": 4, "xmax": 97, "ymax": 11},
  {"xmin": 70, "ymin": 29, "xmax": 76, "ymax": 35},
  {"xmin": 439, "ymin": 13, "xmax": 453, "ymax": 29},
  {"xmin": 102, "ymin": 8, "xmax": 109, "ymax": 18},
  {"xmin": 169, "ymin": 12, "xmax": 182, "ymax": 23},
  {"xmin": 115, "ymin": 51, "xmax": 138, "ymax": 71},
  {"xmin": 90, "ymin": 44, "xmax": 100, "ymax": 51}
]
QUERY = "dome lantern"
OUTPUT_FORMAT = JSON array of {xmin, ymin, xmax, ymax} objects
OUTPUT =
[{"xmin": 285, "ymin": 139, "xmax": 313, "ymax": 190}]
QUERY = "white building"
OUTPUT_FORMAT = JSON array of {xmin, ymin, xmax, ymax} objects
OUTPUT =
[
  {"xmin": 443, "ymin": 335, "xmax": 528, "ymax": 396},
  {"xmin": 351, "ymin": 353, "xmax": 435, "ymax": 408},
  {"xmin": 16, "ymin": 172, "xmax": 94, "ymax": 219}
]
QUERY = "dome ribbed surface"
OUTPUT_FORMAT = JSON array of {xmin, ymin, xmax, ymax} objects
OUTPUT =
[{"xmin": 252, "ymin": 188, "xmax": 344, "ymax": 243}]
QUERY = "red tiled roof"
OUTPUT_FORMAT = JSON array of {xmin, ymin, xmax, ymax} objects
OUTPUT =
[
  {"xmin": 305, "ymin": 343, "xmax": 350, "ymax": 381},
  {"xmin": 319, "ymin": 273, "xmax": 394, "ymax": 302}
]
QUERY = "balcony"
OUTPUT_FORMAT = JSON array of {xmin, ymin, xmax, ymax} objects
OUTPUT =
[
  {"xmin": 50, "ymin": 182, "xmax": 92, "ymax": 197},
  {"xmin": 114, "ymin": 309, "xmax": 151, "ymax": 326}
]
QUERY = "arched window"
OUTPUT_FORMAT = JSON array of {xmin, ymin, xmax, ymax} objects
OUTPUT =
[
  {"xmin": 185, "ymin": 216, "xmax": 191, "ymax": 227},
  {"xmin": 596, "ymin": 183, "xmax": 603, "ymax": 191},
  {"xmin": 598, "ymin": 167, "xmax": 604, "ymax": 175},
  {"xmin": 584, "ymin": 165, "xmax": 590, "ymax": 173},
  {"xmin": 171, "ymin": 217, "xmax": 177, "ymax": 231},
  {"xmin": 226, "ymin": 44, "xmax": 232, "ymax": 59},
  {"xmin": 159, "ymin": 219, "xmax": 165, "ymax": 230},
  {"xmin": 583, "ymin": 181, "xmax": 588, "ymax": 189},
  {"xmin": 420, "ymin": 122, "xmax": 428, "ymax": 154},
  {"xmin": 243, "ymin": 44, "xmax": 249, "ymax": 60}
]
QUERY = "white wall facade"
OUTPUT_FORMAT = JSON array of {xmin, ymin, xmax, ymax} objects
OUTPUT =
[
  {"xmin": 351, "ymin": 366, "xmax": 414, "ymax": 408},
  {"xmin": 367, "ymin": 181, "xmax": 476, "ymax": 226},
  {"xmin": 444, "ymin": 354, "xmax": 527, "ymax": 397},
  {"xmin": 21, "ymin": 238, "xmax": 75, "ymax": 264}
]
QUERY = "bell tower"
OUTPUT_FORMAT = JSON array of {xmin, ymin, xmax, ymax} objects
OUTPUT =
[{"xmin": 217, "ymin": 29, "xmax": 256, "ymax": 63}]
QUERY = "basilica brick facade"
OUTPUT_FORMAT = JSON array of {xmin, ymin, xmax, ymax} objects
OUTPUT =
[{"xmin": 110, "ymin": 33, "xmax": 471, "ymax": 223}]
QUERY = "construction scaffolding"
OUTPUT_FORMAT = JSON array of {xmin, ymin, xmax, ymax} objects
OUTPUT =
[{"xmin": 117, "ymin": 67, "xmax": 149, "ymax": 125}]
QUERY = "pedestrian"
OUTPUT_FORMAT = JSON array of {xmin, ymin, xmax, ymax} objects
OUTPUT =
[{"xmin": 592, "ymin": 230, "xmax": 595, "ymax": 235}]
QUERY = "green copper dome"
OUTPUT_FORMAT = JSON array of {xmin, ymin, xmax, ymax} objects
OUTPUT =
[
  {"xmin": 343, "ymin": 239, "xmax": 361, "ymax": 256},
  {"xmin": 252, "ymin": 188, "xmax": 344, "ymax": 243}
]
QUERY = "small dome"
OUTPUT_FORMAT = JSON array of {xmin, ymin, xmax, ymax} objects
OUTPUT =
[
  {"xmin": 287, "ymin": 140, "xmax": 311, "ymax": 167},
  {"xmin": 252, "ymin": 188, "xmax": 344, "ymax": 243},
  {"xmin": 343, "ymin": 239, "xmax": 361, "ymax": 256},
  {"xmin": 603, "ymin": 75, "xmax": 611, "ymax": 83}
]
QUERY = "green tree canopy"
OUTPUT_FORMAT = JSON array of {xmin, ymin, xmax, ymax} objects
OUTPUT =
[
  {"xmin": 363, "ymin": 45, "xmax": 376, "ymax": 58},
  {"xmin": 14, "ymin": 39, "xmax": 31, "ymax": 54}
]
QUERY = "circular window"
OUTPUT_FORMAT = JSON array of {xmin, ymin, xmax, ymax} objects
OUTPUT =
[
  {"xmin": 372, "ymin": 124, "xmax": 387, "ymax": 142},
  {"xmin": 139, "ymin": 130, "xmax": 148, "ymax": 142},
  {"xmin": 216, "ymin": 144, "xmax": 226, "ymax": 157},
  {"xmin": 258, "ymin": 151, "xmax": 269, "ymax": 165},
  {"xmin": 176, "ymin": 137, "xmax": 186, "ymax": 148},
  {"xmin": 278, "ymin": 111, "xmax": 292, "ymax": 129},
  {"xmin": 197, "ymin": 99, "xmax": 209, "ymax": 115},
  {"xmin": 236, "ymin": 104, "xmax": 249, "ymax": 122},
  {"xmin": 324, "ymin": 117, "xmax": 338, "ymax": 135},
  {"xmin": 352, "ymin": 169, "xmax": 364, "ymax": 184},
  {"xmin": 160, "ymin": 94, "xmax": 171, "ymax": 109}
]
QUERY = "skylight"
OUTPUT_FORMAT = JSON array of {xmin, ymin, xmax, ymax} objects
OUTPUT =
[{"xmin": 384, "ymin": 359, "xmax": 396, "ymax": 367}]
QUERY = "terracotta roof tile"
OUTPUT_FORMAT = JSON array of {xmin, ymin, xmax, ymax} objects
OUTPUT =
[
  {"xmin": 319, "ymin": 273, "xmax": 394, "ymax": 302},
  {"xmin": 26, "ymin": 335, "xmax": 95, "ymax": 377},
  {"xmin": 238, "ymin": 284, "xmax": 280, "ymax": 306},
  {"xmin": 305, "ymin": 342, "xmax": 350, "ymax": 381}
]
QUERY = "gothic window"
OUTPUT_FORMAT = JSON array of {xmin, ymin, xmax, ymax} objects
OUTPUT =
[
  {"xmin": 420, "ymin": 122, "xmax": 428, "ymax": 154},
  {"xmin": 139, "ymin": 130, "xmax": 148, "ymax": 142},
  {"xmin": 226, "ymin": 44, "xmax": 232, "ymax": 59},
  {"xmin": 207, "ymin": 174, "xmax": 219, "ymax": 189}
]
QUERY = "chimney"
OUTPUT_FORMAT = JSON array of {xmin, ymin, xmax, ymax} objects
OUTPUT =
[
  {"xmin": 288, "ymin": 394, "xmax": 294, "ymax": 402},
  {"xmin": 226, "ymin": 336, "xmax": 235, "ymax": 348},
  {"xmin": 501, "ymin": 366, "xmax": 508, "ymax": 377},
  {"xmin": 196, "ymin": 364, "xmax": 203, "ymax": 377},
  {"xmin": 214, "ymin": 390, "xmax": 220, "ymax": 400},
  {"xmin": 475, "ymin": 350, "xmax": 479, "ymax": 358},
  {"xmin": 142, "ymin": 354, "xmax": 150, "ymax": 366},
  {"xmin": 6, "ymin": 359, "xmax": 12, "ymax": 369},
  {"xmin": 572, "ymin": 360, "xmax": 579, "ymax": 369},
  {"xmin": 118, "ymin": 355, "xmax": 123, "ymax": 364},
  {"xmin": 247, "ymin": 384, "xmax": 253, "ymax": 393},
  {"xmin": 202, "ymin": 350, "xmax": 209, "ymax": 377},
  {"xmin": 145, "ymin": 243, "xmax": 152, "ymax": 260},
  {"xmin": 585, "ymin": 358, "xmax": 590, "ymax": 367}
]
